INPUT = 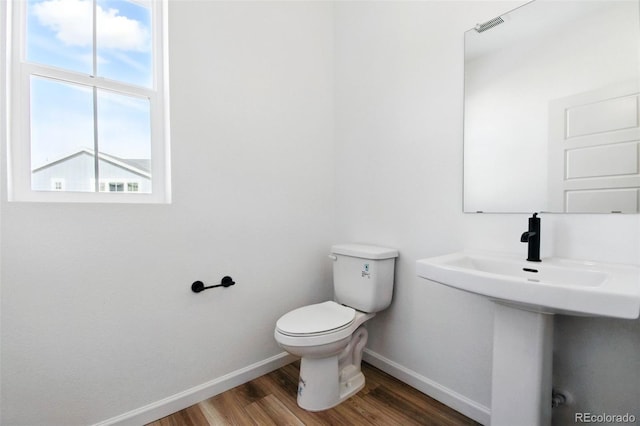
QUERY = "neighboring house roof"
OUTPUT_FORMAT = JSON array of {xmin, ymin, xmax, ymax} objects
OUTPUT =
[{"xmin": 32, "ymin": 149, "xmax": 151, "ymax": 179}]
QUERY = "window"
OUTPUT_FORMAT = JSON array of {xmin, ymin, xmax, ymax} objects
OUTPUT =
[
  {"xmin": 109, "ymin": 183, "xmax": 124, "ymax": 192},
  {"xmin": 98, "ymin": 180, "xmax": 140, "ymax": 192},
  {"xmin": 4, "ymin": 0, "xmax": 170, "ymax": 203}
]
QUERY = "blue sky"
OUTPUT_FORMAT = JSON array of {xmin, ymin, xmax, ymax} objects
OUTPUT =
[{"xmin": 27, "ymin": 0, "xmax": 152, "ymax": 169}]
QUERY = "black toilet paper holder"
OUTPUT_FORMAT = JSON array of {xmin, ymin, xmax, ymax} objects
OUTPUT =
[{"xmin": 191, "ymin": 276, "xmax": 235, "ymax": 293}]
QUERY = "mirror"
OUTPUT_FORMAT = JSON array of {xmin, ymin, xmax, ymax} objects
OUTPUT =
[{"xmin": 463, "ymin": 0, "xmax": 640, "ymax": 213}]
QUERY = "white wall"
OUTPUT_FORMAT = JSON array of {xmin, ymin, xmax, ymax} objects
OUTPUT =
[
  {"xmin": 2, "ymin": 1, "xmax": 639, "ymax": 425},
  {"xmin": 334, "ymin": 1, "xmax": 640, "ymax": 424},
  {"xmin": 334, "ymin": 2, "xmax": 503, "ymax": 420},
  {"xmin": 0, "ymin": 2, "xmax": 335, "ymax": 424}
]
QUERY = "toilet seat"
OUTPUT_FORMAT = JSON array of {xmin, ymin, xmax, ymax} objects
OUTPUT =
[
  {"xmin": 274, "ymin": 301, "xmax": 374, "ymax": 348},
  {"xmin": 276, "ymin": 301, "xmax": 355, "ymax": 337}
]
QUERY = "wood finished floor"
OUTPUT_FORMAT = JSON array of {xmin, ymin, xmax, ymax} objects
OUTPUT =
[{"xmin": 147, "ymin": 361, "xmax": 481, "ymax": 426}]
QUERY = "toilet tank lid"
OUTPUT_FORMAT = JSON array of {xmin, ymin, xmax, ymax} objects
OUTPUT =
[{"xmin": 331, "ymin": 244, "xmax": 398, "ymax": 260}]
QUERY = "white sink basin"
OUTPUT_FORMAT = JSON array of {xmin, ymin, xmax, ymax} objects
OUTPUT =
[{"xmin": 416, "ymin": 251, "xmax": 640, "ymax": 319}]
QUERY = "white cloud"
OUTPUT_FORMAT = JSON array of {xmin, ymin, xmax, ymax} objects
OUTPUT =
[{"xmin": 32, "ymin": 0, "xmax": 150, "ymax": 52}]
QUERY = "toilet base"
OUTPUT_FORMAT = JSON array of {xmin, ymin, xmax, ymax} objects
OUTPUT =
[{"xmin": 296, "ymin": 326, "xmax": 368, "ymax": 411}]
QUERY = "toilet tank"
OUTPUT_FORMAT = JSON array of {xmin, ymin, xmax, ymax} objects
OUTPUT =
[{"xmin": 330, "ymin": 244, "xmax": 398, "ymax": 313}]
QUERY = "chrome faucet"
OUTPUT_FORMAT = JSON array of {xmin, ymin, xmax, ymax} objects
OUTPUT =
[{"xmin": 520, "ymin": 213, "xmax": 541, "ymax": 262}]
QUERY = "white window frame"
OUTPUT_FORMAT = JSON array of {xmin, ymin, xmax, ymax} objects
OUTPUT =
[
  {"xmin": 3, "ymin": 0, "xmax": 171, "ymax": 203},
  {"xmin": 1, "ymin": 2, "xmax": 8, "ymax": 191}
]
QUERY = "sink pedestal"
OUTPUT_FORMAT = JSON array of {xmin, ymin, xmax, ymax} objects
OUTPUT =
[{"xmin": 491, "ymin": 303, "xmax": 553, "ymax": 426}]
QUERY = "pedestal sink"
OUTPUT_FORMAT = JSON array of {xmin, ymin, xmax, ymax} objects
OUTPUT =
[{"xmin": 416, "ymin": 251, "xmax": 640, "ymax": 426}]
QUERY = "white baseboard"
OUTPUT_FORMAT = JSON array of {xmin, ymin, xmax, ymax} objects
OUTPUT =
[
  {"xmin": 93, "ymin": 349, "xmax": 489, "ymax": 425},
  {"xmin": 92, "ymin": 352, "xmax": 297, "ymax": 426},
  {"xmin": 363, "ymin": 348, "xmax": 490, "ymax": 425}
]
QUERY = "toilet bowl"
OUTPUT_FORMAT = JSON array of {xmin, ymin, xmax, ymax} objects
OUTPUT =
[
  {"xmin": 274, "ymin": 301, "xmax": 375, "ymax": 411},
  {"xmin": 274, "ymin": 244, "xmax": 398, "ymax": 411}
]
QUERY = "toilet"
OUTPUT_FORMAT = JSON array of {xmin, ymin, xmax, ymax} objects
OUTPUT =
[{"xmin": 274, "ymin": 243, "xmax": 398, "ymax": 411}]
